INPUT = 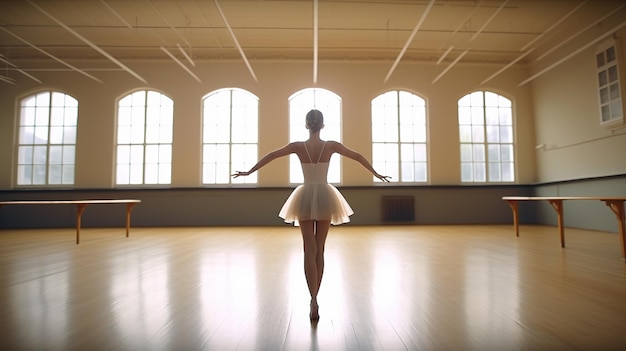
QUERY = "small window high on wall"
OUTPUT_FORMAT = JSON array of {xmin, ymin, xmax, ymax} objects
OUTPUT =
[
  {"xmin": 596, "ymin": 39, "xmax": 624, "ymax": 128},
  {"xmin": 289, "ymin": 88, "xmax": 341, "ymax": 184},
  {"xmin": 202, "ymin": 88, "xmax": 258, "ymax": 184},
  {"xmin": 17, "ymin": 91, "xmax": 78, "ymax": 186},
  {"xmin": 458, "ymin": 91, "xmax": 514, "ymax": 183},
  {"xmin": 116, "ymin": 90, "xmax": 173, "ymax": 185},
  {"xmin": 371, "ymin": 90, "xmax": 428, "ymax": 183}
]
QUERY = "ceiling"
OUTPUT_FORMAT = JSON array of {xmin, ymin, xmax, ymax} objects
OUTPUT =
[{"xmin": 1, "ymin": 0, "xmax": 626, "ymax": 83}]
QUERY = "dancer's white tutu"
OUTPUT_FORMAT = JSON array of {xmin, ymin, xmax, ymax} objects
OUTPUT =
[{"xmin": 279, "ymin": 162, "xmax": 353, "ymax": 226}]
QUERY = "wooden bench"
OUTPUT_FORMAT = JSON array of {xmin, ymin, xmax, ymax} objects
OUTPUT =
[
  {"xmin": 502, "ymin": 196, "xmax": 626, "ymax": 261},
  {"xmin": 0, "ymin": 199, "xmax": 141, "ymax": 244}
]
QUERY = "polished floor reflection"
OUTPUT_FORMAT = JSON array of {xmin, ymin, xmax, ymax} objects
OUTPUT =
[{"xmin": 1, "ymin": 225, "xmax": 625, "ymax": 350}]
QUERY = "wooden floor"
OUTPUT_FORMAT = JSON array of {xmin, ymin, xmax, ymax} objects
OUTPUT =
[{"xmin": 1, "ymin": 224, "xmax": 625, "ymax": 351}]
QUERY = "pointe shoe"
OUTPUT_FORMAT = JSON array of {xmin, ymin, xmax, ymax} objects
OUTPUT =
[{"xmin": 310, "ymin": 302, "xmax": 319, "ymax": 321}]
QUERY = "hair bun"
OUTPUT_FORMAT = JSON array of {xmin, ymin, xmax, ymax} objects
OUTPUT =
[{"xmin": 306, "ymin": 109, "xmax": 324, "ymax": 132}]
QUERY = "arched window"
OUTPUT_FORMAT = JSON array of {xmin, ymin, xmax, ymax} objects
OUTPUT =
[
  {"xmin": 371, "ymin": 90, "xmax": 428, "ymax": 183},
  {"xmin": 458, "ymin": 91, "xmax": 514, "ymax": 182},
  {"xmin": 202, "ymin": 88, "xmax": 258, "ymax": 184},
  {"xmin": 116, "ymin": 90, "xmax": 173, "ymax": 185},
  {"xmin": 289, "ymin": 88, "xmax": 341, "ymax": 183},
  {"xmin": 17, "ymin": 91, "xmax": 78, "ymax": 186}
]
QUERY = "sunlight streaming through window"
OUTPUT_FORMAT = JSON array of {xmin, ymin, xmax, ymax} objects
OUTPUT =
[
  {"xmin": 116, "ymin": 90, "xmax": 173, "ymax": 185},
  {"xmin": 289, "ymin": 88, "xmax": 341, "ymax": 184},
  {"xmin": 17, "ymin": 91, "xmax": 77, "ymax": 186},
  {"xmin": 372, "ymin": 90, "xmax": 428, "ymax": 183},
  {"xmin": 203, "ymin": 88, "xmax": 259, "ymax": 184},
  {"xmin": 459, "ymin": 91, "xmax": 514, "ymax": 182}
]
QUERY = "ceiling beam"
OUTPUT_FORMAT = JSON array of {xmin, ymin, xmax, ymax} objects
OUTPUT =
[
  {"xmin": 27, "ymin": 0, "xmax": 147, "ymax": 84},
  {"xmin": 161, "ymin": 46, "xmax": 201, "ymax": 83},
  {"xmin": 147, "ymin": 0, "xmax": 191, "ymax": 48},
  {"xmin": 535, "ymin": 2, "xmax": 626, "ymax": 62},
  {"xmin": 313, "ymin": 0, "xmax": 318, "ymax": 84},
  {"xmin": 481, "ymin": 0, "xmax": 588, "ymax": 85},
  {"xmin": 0, "ymin": 55, "xmax": 44, "ymax": 84},
  {"xmin": 518, "ymin": 21, "xmax": 626, "ymax": 86},
  {"xmin": 100, "ymin": 0, "xmax": 133, "ymax": 29},
  {"xmin": 0, "ymin": 27, "xmax": 100, "ymax": 83},
  {"xmin": 384, "ymin": 0, "xmax": 436, "ymax": 83},
  {"xmin": 520, "ymin": 0, "xmax": 588, "ymax": 52},
  {"xmin": 433, "ymin": 0, "xmax": 509, "ymax": 84},
  {"xmin": 214, "ymin": 0, "xmax": 258, "ymax": 82}
]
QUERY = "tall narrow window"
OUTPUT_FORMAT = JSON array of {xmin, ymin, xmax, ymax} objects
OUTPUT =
[
  {"xmin": 116, "ymin": 90, "xmax": 173, "ymax": 185},
  {"xmin": 203, "ymin": 88, "xmax": 258, "ymax": 184},
  {"xmin": 372, "ymin": 90, "xmax": 428, "ymax": 183},
  {"xmin": 596, "ymin": 39, "xmax": 623, "ymax": 127},
  {"xmin": 289, "ymin": 88, "xmax": 341, "ymax": 184},
  {"xmin": 458, "ymin": 91, "xmax": 514, "ymax": 183},
  {"xmin": 17, "ymin": 91, "xmax": 78, "ymax": 186}
]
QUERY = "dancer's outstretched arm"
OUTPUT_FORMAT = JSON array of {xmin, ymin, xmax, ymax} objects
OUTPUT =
[
  {"xmin": 329, "ymin": 141, "xmax": 391, "ymax": 182},
  {"xmin": 232, "ymin": 143, "xmax": 297, "ymax": 178}
]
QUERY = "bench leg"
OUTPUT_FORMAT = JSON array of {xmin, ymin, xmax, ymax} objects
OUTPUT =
[
  {"xmin": 506, "ymin": 200, "xmax": 520, "ymax": 237},
  {"xmin": 548, "ymin": 200, "xmax": 565, "ymax": 248},
  {"xmin": 604, "ymin": 200, "xmax": 626, "ymax": 261},
  {"xmin": 125, "ymin": 203, "xmax": 137, "ymax": 238},
  {"xmin": 76, "ymin": 204, "xmax": 88, "ymax": 245}
]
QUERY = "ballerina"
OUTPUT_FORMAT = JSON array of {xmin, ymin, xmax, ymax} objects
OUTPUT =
[{"xmin": 233, "ymin": 109, "xmax": 390, "ymax": 320}]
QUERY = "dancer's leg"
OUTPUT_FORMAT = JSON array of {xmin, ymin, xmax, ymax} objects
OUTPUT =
[
  {"xmin": 314, "ymin": 220, "xmax": 331, "ymax": 297},
  {"xmin": 299, "ymin": 220, "xmax": 319, "ymax": 319}
]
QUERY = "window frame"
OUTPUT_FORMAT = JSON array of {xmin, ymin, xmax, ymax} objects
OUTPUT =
[
  {"xmin": 202, "ymin": 88, "xmax": 259, "ymax": 185},
  {"xmin": 115, "ymin": 89, "xmax": 174, "ymax": 187},
  {"xmin": 371, "ymin": 90, "xmax": 429, "ymax": 184},
  {"xmin": 458, "ymin": 90, "xmax": 515, "ymax": 183},
  {"xmin": 15, "ymin": 90, "xmax": 78, "ymax": 188}
]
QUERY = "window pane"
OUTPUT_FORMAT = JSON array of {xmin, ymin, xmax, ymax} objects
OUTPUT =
[
  {"xmin": 62, "ymin": 165, "xmax": 74, "ymax": 184},
  {"xmin": 145, "ymin": 164, "xmax": 158, "ymax": 184},
  {"xmin": 203, "ymin": 88, "xmax": 258, "ymax": 184},
  {"xmin": 129, "ymin": 164, "xmax": 143, "ymax": 184},
  {"xmin": 501, "ymin": 163, "xmax": 514, "ymax": 182},
  {"xmin": 458, "ymin": 91, "xmax": 514, "ymax": 183},
  {"xmin": 461, "ymin": 163, "xmax": 473, "ymax": 182},
  {"xmin": 33, "ymin": 146, "xmax": 47, "ymax": 164},
  {"xmin": 48, "ymin": 164, "xmax": 62, "ymax": 184},
  {"xmin": 488, "ymin": 162, "xmax": 501, "ymax": 182},
  {"xmin": 501, "ymin": 144, "xmax": 514, "ymax": 162},
  {"xmin": 608, "ymin": 65, "xmax": 618, "ymax": 82},
  {"xmin": 486, "ymin": 125, "xmax": 499, "ymax": 143},
  {"xmin": 473, "ymin": 163, "xmax": 486, "ymax": 182},
  {"xmin": 117, "ymin": 145, "xmax": 130, "ymax": 164},
  {"xmin": 63, "ymin": 146, "xmax": 75, "ymax": 164},
  {"xmin": 472, "ymin": 126, "xmax": 484, "ymax": 142},
  {"xmin": 500, "ymin": 126, "xmax": 513, "ymax": 143},
  {"xmin": 50, "ymin": 126, "xmax": 64, "ymax": 144},
  {"xmin": 372, "ymin": 90, "xmax": 427, "ymax": 183},
  {"xmin": 63, "ymin": 126, "xmax": 77, "ymax": 144},
  {"xmin": 117, "ymin": 164, "xmax": 130, "ymax": 184},
  {"xmin": 33, "ymin": 165, "xmax": 46, "ymax": 184},
  {"xmin": 473, "ymin": 144, "xmax": 485, "ymax": 162},
  {"xmin": 460, "ymin": 144, "xmax": 472, "ymax": 162},
  {"xmin": 49, "ymin": 145, "xmax": 63, "ymax": 164},
  {"xmin": 19, "ymin": 126, "xmax": 34, "ymax": 144},
  {"xmin": 18, "ymin": 146, "xmax": 33, "ymax": 164},
  {"xmin": 488, "ymin": 144, "xmax": 500, "ymax": 162}
]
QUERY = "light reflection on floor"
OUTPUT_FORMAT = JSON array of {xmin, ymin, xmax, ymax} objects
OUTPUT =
[{"xmin": 2, "ymin": 225, "xmax": 625, "ymax": 350}]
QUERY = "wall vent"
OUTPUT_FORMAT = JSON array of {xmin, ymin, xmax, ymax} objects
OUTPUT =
[{"xmin": 381, "ymin": 196, "xmax": 415, "ymax": 222}]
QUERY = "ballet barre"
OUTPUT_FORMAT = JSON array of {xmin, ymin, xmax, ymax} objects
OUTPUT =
[
  {"xmin": 0, "ymin": 199, "xmax": 141, "ymax": 244},
  {"xmin": 502, "ymin": 196, "xmax": 626, "ymax": 261}
]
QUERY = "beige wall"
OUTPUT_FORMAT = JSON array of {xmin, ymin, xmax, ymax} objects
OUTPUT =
[
  {"xmin": 0, "ymin": 59, "xmax": 538, "ymax": 189},
  {"xmin": 530, "ymin": 27, "xmax": 626, "ymax": 183}
]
